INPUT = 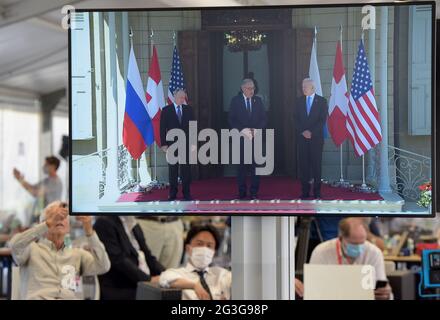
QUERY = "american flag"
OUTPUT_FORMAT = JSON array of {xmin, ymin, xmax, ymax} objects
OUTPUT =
[
  {"xmin": 346, "ymin": 39, "xmax": 382, "ymax": 157},
  {"xmin": 167, "ymin": 46, "xmax": 186, "ymax": 104}
]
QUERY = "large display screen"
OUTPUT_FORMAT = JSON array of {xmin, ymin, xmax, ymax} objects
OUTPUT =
[{"xmin": 70, "ymin": 2, "xmax": 436, "ymax": 216}]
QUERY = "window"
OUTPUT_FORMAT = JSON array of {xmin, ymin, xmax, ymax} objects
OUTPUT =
[{"xmin": 408, "ymin": 5, "xmax": 432, "ymax": 135}]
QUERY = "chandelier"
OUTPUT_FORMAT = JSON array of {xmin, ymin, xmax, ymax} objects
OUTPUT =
[{"xmin": 224, "ymin": 30, "xmax": 267, "ymax": 52}]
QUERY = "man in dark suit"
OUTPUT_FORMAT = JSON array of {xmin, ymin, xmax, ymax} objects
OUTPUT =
[
  {"xmin": 294, "ymin": 78, "xmax": 328, "ymax": 199},
  {"xmin": 228, "ymin": 79, "xmax": 267, "ymax": 199},
  {"xmin": 94, "ymin": 216, "xmax": 165, "ymax": 300},
  {"xmin": 160, "ymin": 89, "xmax": 195, "ymax": 201}
]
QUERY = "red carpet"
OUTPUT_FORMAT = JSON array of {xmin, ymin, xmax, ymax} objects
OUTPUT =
[{"xmin": 118, "ymin": 177, "xmax": 382, "ymax": 202}]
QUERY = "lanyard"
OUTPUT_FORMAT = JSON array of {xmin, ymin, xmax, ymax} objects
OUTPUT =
[{"xmin": 336, "ymin": 238, "xmax": 352, "ymax": 265}]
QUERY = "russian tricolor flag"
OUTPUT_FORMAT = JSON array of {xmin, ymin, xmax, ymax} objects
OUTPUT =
[{"xmin": 123, "ymin": 45, "xmax": 154, "ymax": 160}]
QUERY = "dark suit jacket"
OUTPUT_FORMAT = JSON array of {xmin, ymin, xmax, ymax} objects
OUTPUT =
[
  {"xmin": 294, "ymin": 94, "xmax": 328, "ymax": 144},
  {"xmin": 228, "ymin": 94, "xmax": 267, "ymax": 131},
  {"xmin": 94, "ymin": 216, "xmax": 165, "ymax": 300},
  {"xmin": 160, "ymin": 103, "xmax": 195, "ymax": 147}
]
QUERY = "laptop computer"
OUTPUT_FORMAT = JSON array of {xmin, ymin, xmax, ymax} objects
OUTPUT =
[{"xmin": 303, "ymin": 264, "xmax": 375, "ymax": 300}]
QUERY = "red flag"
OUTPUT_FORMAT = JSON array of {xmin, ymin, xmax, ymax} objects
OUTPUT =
[
  {"xmin": 328, "ymin": 41, "xmax": 349, "ymax": 147},
  {"xmin": 145, "ymin": 46, "xmax": 166, "ymax": 146}
]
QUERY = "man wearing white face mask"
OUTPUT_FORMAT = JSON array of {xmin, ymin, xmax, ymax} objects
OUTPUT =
[
  {"xmin": 159, "ymin": 225, "xmax": 231, "ymax": 300},
  {"xmin": 304, "ymin": 217, "xmax": 392, "ymax": 300}
]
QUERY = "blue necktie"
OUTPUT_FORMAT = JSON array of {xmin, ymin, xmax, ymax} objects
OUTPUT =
[
  {"xmin": 177, "ymin": 105, "xmax": 182, "ymax": 124},
  {"xmin": 246, "ymin": 98, "xmax": 251, "ymax": 114},
  {"xmin": 306, "ymin": 96, "xmax": 312, "ymax": 115}
]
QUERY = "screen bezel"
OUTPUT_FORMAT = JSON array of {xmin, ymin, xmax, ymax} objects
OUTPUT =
[{"xmin": 68, "ymin": 1, "xmax": 437, "ymax": 217}]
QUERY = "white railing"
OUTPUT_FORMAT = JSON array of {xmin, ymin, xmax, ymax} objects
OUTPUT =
[
  {"xmin": 72, "ymin": 146, "xmax": 135, "ymax": 198},
  {"xmin": 388, "ymin": 146, "xmax": 431, "ymax": 201}
]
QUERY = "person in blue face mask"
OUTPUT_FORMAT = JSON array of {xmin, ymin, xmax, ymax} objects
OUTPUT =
[{"xmin": 295, "ymin": 217, "xmax": 392, "ymax": 300}]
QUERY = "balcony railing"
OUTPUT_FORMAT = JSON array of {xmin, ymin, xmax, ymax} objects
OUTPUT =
[{"xmin": 388, "ymin": 146, "xmax": 431, "ymax": 201}]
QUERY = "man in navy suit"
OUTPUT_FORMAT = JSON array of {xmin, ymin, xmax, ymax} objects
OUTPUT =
[
  {"xmin": 160, "ymin": 89, "xmax": 195, "ymax": 201},
  {"xmin": 228, "ymin": 79, "xmax": 267, "ymax": 199},
  {"xmin": 294, "ymin": 78, "xmax": 328, "ymax": 199}
]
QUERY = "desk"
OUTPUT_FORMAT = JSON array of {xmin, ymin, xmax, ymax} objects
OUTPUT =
[
  {"xmin": 0, "ymin": 247, "xmax": 12, "ymax": 299},
  {"xmin": 384, "ymin": 255, "xmax": 421, "ymax": 263}
]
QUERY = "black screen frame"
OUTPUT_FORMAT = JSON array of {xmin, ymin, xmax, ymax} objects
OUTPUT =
[{"xmin": 68, "ymin": 1, "xmax": 437, "ymax": 217}]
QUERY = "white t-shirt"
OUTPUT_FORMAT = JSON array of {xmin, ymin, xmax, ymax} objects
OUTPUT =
[
  {"xmin": 160, "ymin": 262, "xmax": 231, "ymax": 300},
  {"xmin": 310, "ymin": 238, "xmax": 387, "ymax": 282}
]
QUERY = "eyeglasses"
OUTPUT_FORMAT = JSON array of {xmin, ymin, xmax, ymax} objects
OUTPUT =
[{"xmin": 243, "ymin": 87, "xmax": 255, "ymax": 90}]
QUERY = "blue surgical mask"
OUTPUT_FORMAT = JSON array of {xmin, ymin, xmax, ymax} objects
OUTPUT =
[{"xmin": 345, "ymin": 242, "xmax": 365, "ymax": 258}]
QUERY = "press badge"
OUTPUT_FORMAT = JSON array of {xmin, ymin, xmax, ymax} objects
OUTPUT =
[{"xmin": 61, "ymin": 265, "xmax": 82, "ymax": 293}]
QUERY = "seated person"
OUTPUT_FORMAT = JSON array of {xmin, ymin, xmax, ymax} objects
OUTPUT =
[
  {"xmin": 94, "ymin": 216, "xmax": 165, "ymax": 300},
  {"xmin": 295, "ymin": 217, "xmax": 392, "ymax": 300},
  {"xmin": 363, "ymin": 217, "xmax": 385, "ymax": 251},
  {"xmin": 8, "ymin": 201, "xmax": 110, "ymax": 300},
  {"xmin": 159, "ymin": 224, "xmax": 231, "ymax": 300}
]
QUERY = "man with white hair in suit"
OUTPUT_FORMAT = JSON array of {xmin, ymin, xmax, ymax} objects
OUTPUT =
[{"xmin": 9, "ymin": 201, "xmax": 110, "ymax": 299}]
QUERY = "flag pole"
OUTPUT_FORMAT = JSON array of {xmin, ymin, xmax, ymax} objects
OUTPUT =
[
  {"xmin": 361, "ymin": 31, "xmax": 367, "ymax": 188},
  {"xmin": 314, "ymin": 25, "xmax": 317, "ymax": 47},
  {"xmin": 339, "ymin": 24, "xmax": 344, "ymax": 183},
  {"xmin": 357, "ymin": 30, "xmax": 372, "ymax": 193},
  {"xmin": 333, "ymin": 24, "xmax": 349, "ymax": 188},
  {"xmin": 129, "ymin": 28, "xmax": 140, "ymax": 185},
  {"xmin": 361, "ymin": 30, "xmax": 367, "ymax": 189},
  {"xmin": 149, "ymin": 29, "xmax": 159, "ymax": 186}
]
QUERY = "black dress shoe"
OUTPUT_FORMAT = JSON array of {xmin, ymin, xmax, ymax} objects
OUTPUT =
[
  {"xmin": 250, "ymin": 194, "xmax": 258, "ymax": 200},
  {"xmin": 168, "ymin": 195, "xmax": 177, "ymax": 201},
  {"xmin": 300, "ymin": 194, "xmax": 309, "ymax": 200},
  {"xmin": 239, "ymin": 193, "xmax": 247, "ymax": 200},
  {"xmin": 183, "ymin": 196, "xmax": 193, "ymax": 201}
]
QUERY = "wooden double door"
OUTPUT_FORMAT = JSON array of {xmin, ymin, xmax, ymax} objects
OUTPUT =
[{"xmin": 178, "ymin": 28, "xmax": 314, "ymax": 181}]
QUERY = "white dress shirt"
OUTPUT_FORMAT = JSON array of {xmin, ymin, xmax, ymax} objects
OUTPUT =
[{"xmin": 159, "ymin": 262, "xmax": 232, "ymax": 300}]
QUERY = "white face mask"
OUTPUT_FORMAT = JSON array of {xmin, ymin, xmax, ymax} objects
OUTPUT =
[{"xmin": 190, "ymin": 246, "xmax": 214, "ymax": 270}]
